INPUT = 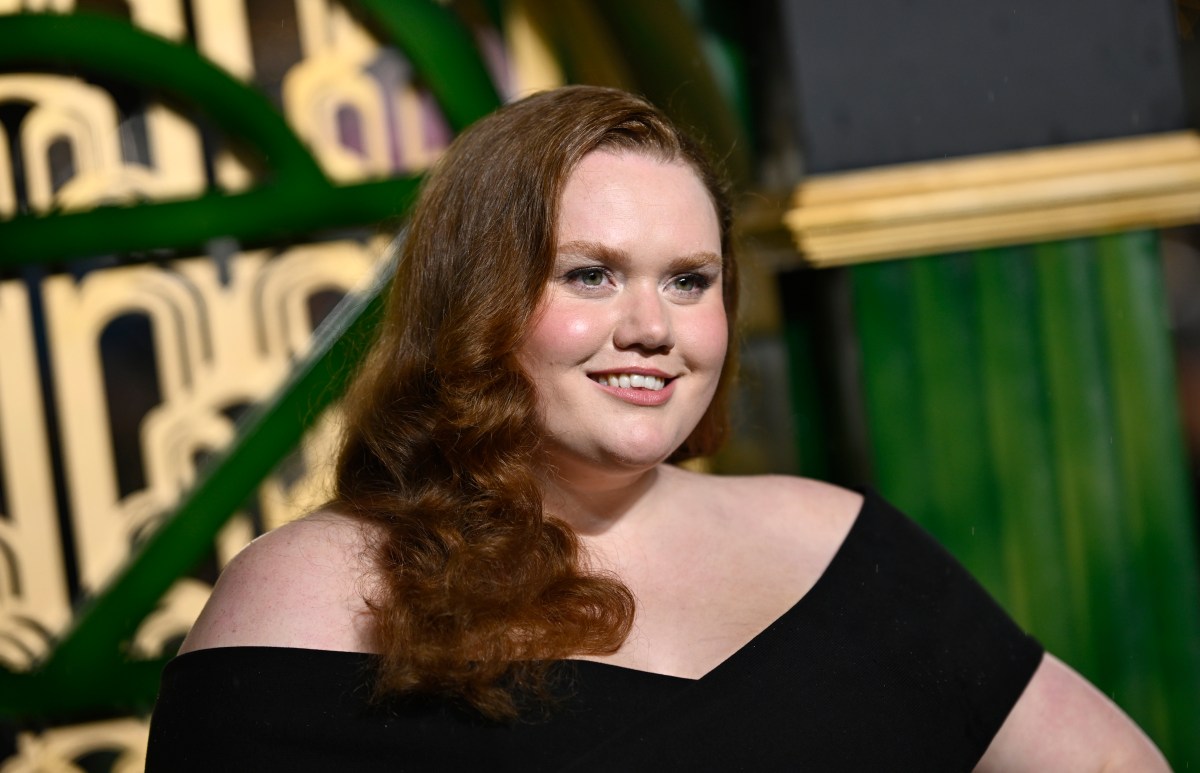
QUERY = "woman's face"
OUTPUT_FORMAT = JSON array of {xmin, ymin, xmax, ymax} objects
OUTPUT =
[{"xmin": 518, "ymin": 150, "xmax": 728, "ymax": 474}]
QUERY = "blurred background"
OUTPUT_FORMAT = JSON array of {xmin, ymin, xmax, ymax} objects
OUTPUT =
[{"xmin": 0, "ymin": 0, "xmax": 1198, "ymax": 769}]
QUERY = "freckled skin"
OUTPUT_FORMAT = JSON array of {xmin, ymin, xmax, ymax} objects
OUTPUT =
[{"xmin": 518, "ymin": 151, "xmax": 728, "ymax": 474}]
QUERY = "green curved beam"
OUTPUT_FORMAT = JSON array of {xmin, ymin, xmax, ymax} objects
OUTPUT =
[
  {"xmin": 0, "ymin": 12, "xmax": 326, "ymax": 188},
  {"xmin": 356, "ymin": 0, "xmax": 502, "ymax": 130},
  {"xmin": 0, "ymin": 176, "xmax": 419, "ymax": 266},
  {"xmin": 0, "ymin": 266, "xmax": 391, "ymax": 717},
  {"xmin": 0, "ymin": 3, "xmax": 501, "ymax": 263}
]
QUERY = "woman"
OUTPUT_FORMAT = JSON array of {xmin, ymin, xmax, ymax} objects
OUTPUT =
[{"xmin": 148, "ymin": 86, "xmax": 1167, "ymax": 771}]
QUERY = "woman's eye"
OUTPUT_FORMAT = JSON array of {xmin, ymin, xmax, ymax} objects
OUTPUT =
[
  {"xmin": 580, "ymin": 269, "xmax": 605, "ymax": 286},
  {"xmin": 566, "ymin": 267, "xmax": 608, "ymax": 287},
  {"xmin": 672, "ymin": 274, "xmax": 711, "ymax": 293}
]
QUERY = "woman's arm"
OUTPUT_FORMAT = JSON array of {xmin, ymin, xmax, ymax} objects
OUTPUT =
[{"xmin": 975, "ymin": 653, "xmax": 1169, "ymax": 772}]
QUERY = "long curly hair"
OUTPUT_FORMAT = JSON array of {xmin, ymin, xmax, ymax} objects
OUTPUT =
[{"xmin": 332, "ymin": 85, "xmax": 739, "ymax": 720}]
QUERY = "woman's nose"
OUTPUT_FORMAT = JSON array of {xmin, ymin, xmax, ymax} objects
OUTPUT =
[{"xmin": 613, "ymin": 285, "xmax": 674, "ymax": 353}]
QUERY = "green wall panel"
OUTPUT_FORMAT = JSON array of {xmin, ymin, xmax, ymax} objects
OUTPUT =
[
  {"xmin": 1095, "ymin": 232, "xmax": 1200, "ymax": 754},
  {"xmin": 974, "ymin": 247, "xmax": 1072, "ymax": 647},
  {"xmin": 851, "ymin": 232, "xmax": 1200, "ymax": 767}
]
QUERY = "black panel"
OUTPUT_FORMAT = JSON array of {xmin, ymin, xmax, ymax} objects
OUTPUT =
[
  {"xmin": 100, "ymin": 313, "xmax": 161, "ymax": 499},
  {"xmin": 781, "ymin": 0, "xmax": 1188, "ymax": 172}
]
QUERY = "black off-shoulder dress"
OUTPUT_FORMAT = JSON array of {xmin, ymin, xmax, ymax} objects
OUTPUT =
[{"xmin": 147, "ymin": 490, "xmax": 1043, "ymax": 772}]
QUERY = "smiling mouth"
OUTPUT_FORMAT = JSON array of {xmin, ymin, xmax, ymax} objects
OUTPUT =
[{"xmin": 589, "ymin": 373, "xmax": 669, "ymax": 391}]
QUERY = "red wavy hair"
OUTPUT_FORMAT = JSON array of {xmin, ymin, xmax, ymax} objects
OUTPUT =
[{"xmin": 332, "ymin": 85, "xmax": 738, "ymax": 719}]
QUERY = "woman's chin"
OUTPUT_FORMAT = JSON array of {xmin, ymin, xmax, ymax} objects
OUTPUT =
[
  {"xmin": 605, "ymin": 448, "xmax": 674, "ymax": 471},
  {"xmin": 546, "ymin": 440, "xmax": 678, "ymax": 477}
]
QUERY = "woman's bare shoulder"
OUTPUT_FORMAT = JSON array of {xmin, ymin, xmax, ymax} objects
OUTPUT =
[
  {"xmin": 704, "ymin": 473, "xmax": 863, "ymax": 538},
  {"xmin": 663, "ymin": 468, "xmax": 863, "ymax": 573},
  {"xmin": 178, "ymin": 509, "xmax": 380, "ymax": 655}
]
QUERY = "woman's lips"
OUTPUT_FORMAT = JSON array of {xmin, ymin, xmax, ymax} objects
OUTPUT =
[
  {"xmin": 589, "ymin": 372, "xmax": 667, "ymax": 391},
  {"xmin": 589, "ymin": 373, "xmax": 676, "ymax": 406}
]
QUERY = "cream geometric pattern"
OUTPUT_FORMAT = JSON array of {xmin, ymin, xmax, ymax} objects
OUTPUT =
[
  {"xmin": 0, "ymin": 0, "xmax": 566, "ymax": 768},
  {"xmin": 285, "ymin": 0, "xmax": 450, "ymax": 181},
  {"xmin": 284, "ymin": 53, "xmax": 398, "ymax": 182},
  {"xmin": 42, "ymin": 240, "xmax": 379, "ymax": 655},
  {"xmin": 0, "ymin": 0, "xmax": 72, "ymax": 13},
  {"xmin": 189, "ymin": 0, "xmax": 258, "ymax": 190},
  {"xmin": 0, "ymin": 74, "xmax": 205, "ymax": 212},
  {"xmin": 0, "ymin": 4, "xmax": 205, "ymax": 205},
  {"xmin": 0, "ymin": 279, "xmax": 69, "ymax": 672},
  {"xmin": 0, "ymin": 0, "xmax": 185, "ymax": 37},
  {"xmin": 0, "ymin": 717, "xmax": 149, "ymax": 773},
  {"xmin": 191, "ymin": 0, "xmax": 255, "ymax": 80}
]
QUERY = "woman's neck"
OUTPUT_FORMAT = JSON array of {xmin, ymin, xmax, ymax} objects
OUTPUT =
[{"xmin": 537, "ymin": 459, "xmax": 667, "ymax": 539}]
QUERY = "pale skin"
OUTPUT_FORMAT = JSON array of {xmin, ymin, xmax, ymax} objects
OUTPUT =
[{"xmin": 182, "ymin": 151, "xmax": 1168, "ymax": 771}]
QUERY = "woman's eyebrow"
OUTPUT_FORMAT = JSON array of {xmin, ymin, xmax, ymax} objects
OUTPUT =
[
  {"xmin": 556, "ymin": 240, "xmax": 625, "ymax": 262},
  {"xmin": 667, "ymin": 251, "xmax": 722, "ymax": 273},
  {"xmin": 556, "ymin": 241, "xmax": 722, "ymax": 272}
]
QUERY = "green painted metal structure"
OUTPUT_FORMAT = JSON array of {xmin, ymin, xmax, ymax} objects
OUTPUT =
[
  {"xmin": 0, "ymin": 2, "xmax": 500, "ymax": 721},
  {"xmin": 0, "ymin": 7, "xmax": 482, "ymax": 262}
]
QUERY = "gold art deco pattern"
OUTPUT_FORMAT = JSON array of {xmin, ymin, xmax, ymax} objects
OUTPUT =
[{"xmin": 0, "ymin": 0, "xmax": 560, "ymax": 768}]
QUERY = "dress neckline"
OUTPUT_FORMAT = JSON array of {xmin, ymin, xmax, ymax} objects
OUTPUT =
[
  {"xmin": 562, "ymin": 488, "xmax": 872, "ymax": 683},
  {"xmin": 174, "ymin": 488, "xmax": 876, "ymax": 684}
]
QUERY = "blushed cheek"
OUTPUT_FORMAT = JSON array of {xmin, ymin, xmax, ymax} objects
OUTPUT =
[
  {"xmin": 690, "ymin": 308, "xmax": 729, "ymax": 371},
  {"xmin": 523, "ymin": 305, "xmax": 599, "ymax": 368},
  {"xmin": 565, "ymin": 316, "xmax": 592, "ymax": 340}
]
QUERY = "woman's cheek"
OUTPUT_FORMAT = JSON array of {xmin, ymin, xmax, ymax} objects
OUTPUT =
[
  {"xmin": 686, "ymin": 306, "xmax": 729, "ymax": 368},
  {"xmin": 524, "ymin": 303, "xmax": 604, "ymax": 367}
]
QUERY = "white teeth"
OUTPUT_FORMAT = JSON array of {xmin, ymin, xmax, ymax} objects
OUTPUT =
[{"xmin": 593, "ymin": 374, "xmax": 666, "ymax": 391}]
